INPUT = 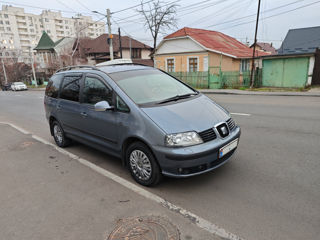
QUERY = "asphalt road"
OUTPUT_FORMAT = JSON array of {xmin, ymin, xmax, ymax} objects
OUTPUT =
[{"xmin": 0, "ymin": 90, "xmax": 319, "ymax": 240}]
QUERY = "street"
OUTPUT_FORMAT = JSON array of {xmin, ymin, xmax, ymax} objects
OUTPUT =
[{"xmin": 0, "ymin": 90, "xmax": 319, "ymax": 240}]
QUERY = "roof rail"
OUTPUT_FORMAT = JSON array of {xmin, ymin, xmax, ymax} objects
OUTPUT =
[{"xmin": 55, "ymin": 65, "xmax": 101, "ymax": 73}]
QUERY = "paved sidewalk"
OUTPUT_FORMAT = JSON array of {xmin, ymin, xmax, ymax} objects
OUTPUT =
[
  {"xmin": 200, "ymin": 88, "xmax": 320, "ymax": 97},
  {"xmin": 0, "ymin": 124, "xmax": 221, "ymax": 240}
]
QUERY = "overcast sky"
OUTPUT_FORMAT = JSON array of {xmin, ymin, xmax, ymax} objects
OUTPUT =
[{"xmin": 3, "ymin": 0, "xmax": 320, "ymax": 48}]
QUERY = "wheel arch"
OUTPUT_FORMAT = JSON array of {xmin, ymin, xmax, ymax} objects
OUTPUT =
[
  {"xmin": 121, "ymin": 136, "xmax": 159, "ymax": 168},
  {"xmin": 49, "ymin": 116, "xmax": 58, "ymax": 136}
]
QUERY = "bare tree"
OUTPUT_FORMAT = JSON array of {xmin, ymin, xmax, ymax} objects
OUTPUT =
[{"xmin": 137, "ymin": 0, "xmax": 178, "ymax": 54}]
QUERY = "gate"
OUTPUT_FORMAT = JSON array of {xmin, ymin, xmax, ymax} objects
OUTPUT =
[
  {"xmin": 312, "ymin": 49, "xmax": 320, "ymax": 85},
  {"xmin": 209, "ymin": 66, "xmax": 221, "ymax": 89}
]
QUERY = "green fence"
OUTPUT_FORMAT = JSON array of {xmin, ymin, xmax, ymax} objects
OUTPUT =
[
  {"xmin": 169, "ymin": 71, "xmax": 209, "ymax": 89},
  {"xmin": 169, "ymin": 69, "xmax": 262, "ymax": 89}
]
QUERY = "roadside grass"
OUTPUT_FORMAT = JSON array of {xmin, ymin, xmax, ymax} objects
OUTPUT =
[{"xmin": 27, "ymin": 84, "xmax": 46, "ymax": 88}]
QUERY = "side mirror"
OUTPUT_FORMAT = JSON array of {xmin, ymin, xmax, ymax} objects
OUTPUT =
[{"xmin": 94, "ymin": 101, "xmax": 114, "ymax": 111}]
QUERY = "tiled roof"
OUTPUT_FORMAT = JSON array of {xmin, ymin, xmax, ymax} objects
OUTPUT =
[
  {"xmin": 278, "ymin": 26, "xmax": 320, "ymax": 55},
  {"xmin": 34, "ymin": 31, "xmax": 68, "ymax": 50},
  {"xmin": 164, "ymin": 27, "xmax": 270, "ymax": 58},
  {"xmin": 84, "ymin": 34, "xmax": 152, "ymax": 54},
  {"xmin": 34, "ymin": 31, "xmax": 55, "ymax": 50}
]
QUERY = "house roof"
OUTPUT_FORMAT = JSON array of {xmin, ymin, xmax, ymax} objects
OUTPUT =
[
  {"xmin": 34, "ymin": 31, "xmax": 69, "ymax": 51},
  {"xmin": 278, "ymin": 26, "xmax": 320, "ymax": 55},
  {"xmin": 163, "ymin": 27, "xmax": 270, "ymax": 58},
  {"xmin": 84, "ymin": 34, "xmax": 152, "ymax": 54},
  {"xmin": 252, "ymin": 42, "xmax": 277, "ymax": 55},
  {"xmin": 34, "ymin": 31, "xmax": 55, "ymax": 50}
]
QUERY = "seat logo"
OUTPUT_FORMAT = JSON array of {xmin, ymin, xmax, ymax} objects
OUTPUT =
[
  {"xmin": 221, "ymin": 126, "xmax": 228, "ymax": 135},
  {"xmin": 217, "ymin": 123, "xmax": 229, "ymax": 138}
]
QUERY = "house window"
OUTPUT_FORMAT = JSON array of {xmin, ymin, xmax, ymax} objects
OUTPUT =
[
  {"xmin": 4, "ymin": 14, "xmax": 8, "ymax": 18},
  {"xmin": 6, "ymin": 27, "xmax": 11, "ymax": 31},
  {"xmin": 188, "ymin": 57, "xmax": 198, "ymax": 72},
  {"xmin": 131, "ymin": 48, "xmax": 141, "ymax": 59},
  {"xmin": 240, "ymin": 59, "xmax": 250, "ymax": 72},
  {"xmin": 45, "ymin": 18, "xmax": 49, "ymax": 22},
  {"xmin": 166, "ymin": 58, "xmax": 175, "ymax": 72}
]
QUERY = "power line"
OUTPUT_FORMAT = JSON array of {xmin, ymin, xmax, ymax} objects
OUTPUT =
[
  {"xmin": 218, "ymin": 0, "xmax": 320, "ymax": 30},
  {"xmin": 178, "ymin": 0, "xmax": 228, "ymax": 16},
  {"xmin": 188, "ymin": 0, "xmax": 251, "ymax": 26},
  {"xmin": 112, "ymin": 0, "xmax": 154, "ymax": 14},
  {"xmin": 56, "ymin": 0, "xmax": 77, "ymax": 13},
  {"xmin": 206, "ymin": 0, "xmax": 306, "ymax": 28},
  {"xmin": 74, "ymin": 0, "xmax": 92, "ymax": 12},
  {"xmin": 0, "ymin": 0, "xmax": 91, "ymax": 15},
  {"xmin": 113, "ymin": 0, "xmax": 180, "ymax": 23}
]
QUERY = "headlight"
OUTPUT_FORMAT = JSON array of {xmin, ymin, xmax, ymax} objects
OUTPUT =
[{"xmin": 165, "ymin": 131, "xmax": 203, "ymax": 147}]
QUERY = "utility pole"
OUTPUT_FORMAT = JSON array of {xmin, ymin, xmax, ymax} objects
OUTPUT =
[
  {"xmin": 106, "ymin": 9, "xmax": 113, "ymax": 60},
  {"xmin": 29, "ymin": 47, "xmax": 37, "ymax": 87},
  {"xmin": 1, "ymin": 58, "xmax": 8, "ymax": 84},
  {"xmin": 118, "ymin": 27, "xmax": 123, "ymax": 58},
  {"xmin": 250, "ymin": 0, "xmax": 261, "ymax": 88},
  {"xmin": 129, "ymin": 36, "xmax": 132, "ymax": 59}
]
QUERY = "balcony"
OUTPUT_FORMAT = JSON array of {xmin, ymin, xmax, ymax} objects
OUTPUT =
[{"xmin": 16, "ymin": 18, "xmax": 26, "ymax": 23}]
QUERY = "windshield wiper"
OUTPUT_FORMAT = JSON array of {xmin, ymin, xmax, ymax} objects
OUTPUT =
[{"xmin": 158, "ymin": 93, "xmax": 198, "ymax": 104}]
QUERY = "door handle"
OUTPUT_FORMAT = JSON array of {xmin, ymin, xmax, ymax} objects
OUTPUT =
[
  {"xmin": 57, "ymin": 105, "xmax": 61, "ymax": 110},
  {"xmin": 81, "ymin": 112, "xmax": 88, "ymax": 117}
]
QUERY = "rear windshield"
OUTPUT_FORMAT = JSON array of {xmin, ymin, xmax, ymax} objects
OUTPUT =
[
  {"xmin": 14, "ymin": 82, "xmax": 24, "ymax": 85},
  {"xmin": 109, "ymin": 69, "xmax": 196, "ymax": 105}
]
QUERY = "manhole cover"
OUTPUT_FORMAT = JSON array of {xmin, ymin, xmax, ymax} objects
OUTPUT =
[{"xmin": 108, "ymin": 216, "xmax": 180, "ymax": 240}]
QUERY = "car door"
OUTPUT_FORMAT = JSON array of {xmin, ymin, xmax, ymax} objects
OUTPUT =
[
  {"xmin": 56, "ymin": 73, "xmax": 83, "ymax": 137},
  {"xmin": 79, "ymin": 73, "xmax": 119, "ymax": 153}
]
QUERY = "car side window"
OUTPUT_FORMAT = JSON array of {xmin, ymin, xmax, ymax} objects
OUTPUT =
[
  {"xmin": 83, "ymin": 76, "xmax": 112, "ymax": 105},
  {"xmin": 45, "ymin": 74, "xmax": 62, "ymax": 98},
  {"xmin": 116, "ymin": 95, "xmax": 130, "ymax": 112},
  {"xmin": 60, "ymin": 75, "xmax": 81, "ymax": 102}
]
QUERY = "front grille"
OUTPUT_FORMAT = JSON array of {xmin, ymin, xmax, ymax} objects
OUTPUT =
[
  {"xmin": 198, "ymin": 128, "xmax": 217, "ymax": 142},
  {"xmin": 226, "ymin": 118, "xmax": 236, "ymax": 131}
]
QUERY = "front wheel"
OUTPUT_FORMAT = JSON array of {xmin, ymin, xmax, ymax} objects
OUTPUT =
[
  {"xmin": 51, "ymin": 120, "xmax": 71, "ymax": 147},
  {"xmin": 126, "ymin": 142, "xmax": 162, "ymax": 186}
]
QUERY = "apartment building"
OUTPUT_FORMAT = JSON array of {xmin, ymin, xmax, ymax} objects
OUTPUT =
[{"xmin": 0, "ymin": 5, "xmax": 105, "ymax": 60}]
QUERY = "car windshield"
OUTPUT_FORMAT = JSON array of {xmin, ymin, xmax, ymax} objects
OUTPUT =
[
  {"xmin": 14, "ymin": 82, "xmax": 24, "ymax": 85},
  {"xmin": 109, "ymin": 69, "xmax": 197, "ymax": 105}
]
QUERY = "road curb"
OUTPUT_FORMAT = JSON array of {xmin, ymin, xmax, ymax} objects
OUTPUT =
[{"xmin": 200, "ymin": 90, "xmax": 320, "ymax": 97}]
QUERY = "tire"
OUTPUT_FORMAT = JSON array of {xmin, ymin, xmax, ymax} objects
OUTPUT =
[
  {"xmin": 51, "ymin": 120, "xmax": 71, "ymax": 147},
  {"xmin": 126, "ymin": 142, "xmax": 162, "ymax": 186}
]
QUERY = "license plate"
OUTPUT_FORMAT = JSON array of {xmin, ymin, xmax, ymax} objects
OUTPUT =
[{"xmin": 219, "ymin": 138, "xmax": 238, "ymax": 158}]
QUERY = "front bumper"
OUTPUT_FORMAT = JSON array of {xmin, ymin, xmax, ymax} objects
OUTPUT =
[{"xmin": 152, "ymin": 126, "xmax": 241, "ymax": 178}]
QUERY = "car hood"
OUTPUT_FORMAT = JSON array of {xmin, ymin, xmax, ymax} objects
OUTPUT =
[{"xmin": 141, "ymin": 94, "xmax": 230, "ymax": 133}]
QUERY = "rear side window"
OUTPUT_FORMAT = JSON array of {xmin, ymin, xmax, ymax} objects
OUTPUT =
[
  {"xmin": 45, "ymin": 75, "xmax": 62, "ymax": 98},
  {"xmin": 60, "ymin": 75, "xmax": 81, "ymax": 102}
]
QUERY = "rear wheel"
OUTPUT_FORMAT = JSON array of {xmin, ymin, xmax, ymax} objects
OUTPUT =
[
  {"xmin": 126, "ymin": 142, "xmax": 162, "ymax": 186},
  {"xmin": 51, "ymin": 120, "xmax": 71, "ymax": 147}
]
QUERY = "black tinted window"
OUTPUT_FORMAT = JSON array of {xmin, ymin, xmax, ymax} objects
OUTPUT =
[
  {"xmin": 45, "ymin": 74, "xmax": 62, "ymax": 98},
  {"xmin": 116, "ymin": 95, "xmax": 129, "ymax": 112},
  {"xmin": 83, "ymin": 76, "xmax": 112, "ymax": 105},
  {"xmin": 60, "ymin": 75, "xmax": 81, "ymax": 102}
]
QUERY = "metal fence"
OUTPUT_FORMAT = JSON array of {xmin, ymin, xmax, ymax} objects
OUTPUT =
[
  {"xmin": 169, "ymin": 69, "xmax": 262, "ymax": 89},
  {"xmin": 169, "ymin": 71, "xmax": 209, "ymax": 89}
]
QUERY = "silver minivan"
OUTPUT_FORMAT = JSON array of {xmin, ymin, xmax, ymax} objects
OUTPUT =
[{"xmin": 44, "ymin": 64, "xmax": 240, "ymax": 186}]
